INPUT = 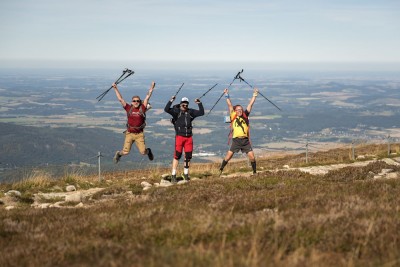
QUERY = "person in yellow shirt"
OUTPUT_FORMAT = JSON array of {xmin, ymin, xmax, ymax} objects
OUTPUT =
[{"xmin": 219, "ymin": 87, "xmax": 258, "ymax": 175}]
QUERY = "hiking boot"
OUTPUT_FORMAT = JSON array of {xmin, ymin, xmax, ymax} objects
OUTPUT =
[
  {"xmin": 171, "ymin": 175, "xmax": 177, "ymax": 184},
  {"xmin": 147, "ymin": 148, "xmax": 154, "ymax": 161},
  {"xmin": 113, "ymin": 151, "xmax": 121, "ymax": 164},
  {"xmin": 184, "ymin": 174, "xmax": 190, "ymax": 181},
  {"xmin": 219, "ymin": 170, "xmax": 223, "ymax": 177}
]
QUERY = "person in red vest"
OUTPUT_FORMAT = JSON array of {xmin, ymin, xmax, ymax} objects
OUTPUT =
[
  {"xmin": 112, "ymin": 82, "xmax": 155, "ymax": 163},
  {"xmin": 219, "ymin": 87, "xmax": 258, "ymax": 175}
]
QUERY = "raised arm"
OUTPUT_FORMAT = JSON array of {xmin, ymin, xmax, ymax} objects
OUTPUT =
[
  {"xmin": 164, "ymin": 95, "xmax": 176, "ymax": 115},
  {"xmin": 142, "ymin": 81, "xmax": 156, "ymax": 107},
  {"xmin": 246, "ymin": 88, "xmax": 258, "ymax": 113},
  {"xmin": 224, "ymin": 88, "xmax": 233, "ymax": 113},
  {"xmin": 112, "ymin": 83, "xmax": 127, "ymax": 107},
  {"xmin": 192, "ymin": 98, "xmax": 204, "ymax": 117}
]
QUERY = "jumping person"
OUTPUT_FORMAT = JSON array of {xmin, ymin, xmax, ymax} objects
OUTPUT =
[
  {"xmin": 219, "ymin": 87, "xmax": 259, "ymax": 175},
  {"xmin": 164, "ymin": 96, "xmax": 204, "ymax": 183},
  {"xmin": 112, "ymin": 82, "xmax": 155, "ymax": 163}
]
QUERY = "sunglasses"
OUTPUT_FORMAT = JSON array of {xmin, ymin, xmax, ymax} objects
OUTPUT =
[
  {"xmin": 181, "ymin": 104, "xmax": 188, "ymax": 108},
  {"xmin": 132, "ymin": 100, "xmax": 141, "ymax": 103}
]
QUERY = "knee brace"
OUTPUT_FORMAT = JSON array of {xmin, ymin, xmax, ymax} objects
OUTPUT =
[
  {"xmin": 184, "ymin": 152, "xmax": 192, "ymax": 168},
  {"xmin": 174, "ymin": 150, "xmax": 182, "ymax": 160}
]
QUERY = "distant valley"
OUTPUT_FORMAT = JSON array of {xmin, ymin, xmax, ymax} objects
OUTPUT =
[{"xmin": 1, "ymin": 68, "xmax": 400, "ymax": 180}]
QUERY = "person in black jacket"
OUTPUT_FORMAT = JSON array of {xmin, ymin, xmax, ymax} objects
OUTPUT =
[{"xmin": 164, "ymin": 96, "xmax": 204, "ymax": 183}]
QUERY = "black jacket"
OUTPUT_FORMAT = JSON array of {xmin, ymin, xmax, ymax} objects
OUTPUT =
[{"xmin": 164, "ymin": 101, "xmax": 204, "ymax": 137}]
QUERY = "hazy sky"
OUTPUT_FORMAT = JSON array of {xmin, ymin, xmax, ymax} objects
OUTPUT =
[{"xmin": 1, "ymin": 0, "xmax": 400, "ymax": 68}]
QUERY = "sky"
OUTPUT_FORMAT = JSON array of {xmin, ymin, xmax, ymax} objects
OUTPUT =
[{"xmin": 1, "ymin": 0, "xmax": 400, "ymax": 70}]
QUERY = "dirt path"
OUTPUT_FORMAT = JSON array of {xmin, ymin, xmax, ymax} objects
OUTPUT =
[{"xmin": 284, "ymin": 157, "xmax": 400, "ymax": 175}]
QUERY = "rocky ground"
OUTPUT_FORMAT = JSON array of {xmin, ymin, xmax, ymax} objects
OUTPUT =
[{"xmin": 2, "ymin": 157, "xmax": 400, "ymax": 211}]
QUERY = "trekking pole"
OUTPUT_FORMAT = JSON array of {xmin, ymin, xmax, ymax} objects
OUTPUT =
[
  {"xmin": 96, "ymin": 69, "xmax": 134, "ymax": 101},
  {"xmin": 198, "ymin": 83, "xmax": 218, "ymax": 100},
  {"xmin": 114, "ymin": 69, "xmax": 134, "ymax": 84},
  {"xmin": 257, "ymin": 91, "xmax": 282, "ymax": 111},
  {"xmin": 96, "ymin": 69, "xmax": 129, "ymax": 101},
  {"xmin": 237, "ymin": 73, "xmax": 282, "ymax": 111},
  {"xmin": 207, "ymin": 70, "xmax": 242, "ymax": 115},
  {"xmin": 96, "ymin": 69, "xmax": 134, "ymax": 102},
  {"xmin": 173, "ymin": 82, "xmax": 185, "ymax": 98},
  {"xmin": 207, "ymin": 70, "xmax": 243, "ymax": 116},
  {"xmin": 206, "ymin": 91, "xmax": 225, "ymax": 116},
  {"xmin": 232, "ymin": 69, "xmax": 244, "ymax": 86}
]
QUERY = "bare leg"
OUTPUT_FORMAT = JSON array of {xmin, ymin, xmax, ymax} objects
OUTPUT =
[
  {"xmin": 247, "ymin": 151, "xmax": 255, "ymax": 161},
  {"xmin": 224, "ymin": 151, "xmax": 234, "ymax": 161},
  {"xmin": 172, "ymin": 158, "xmax": 179, "ymax": 171}
]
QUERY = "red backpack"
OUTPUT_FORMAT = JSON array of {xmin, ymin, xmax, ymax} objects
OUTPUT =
[{"xmin": 126, "ymin": 104, "xmax": 146, "ymax": 132}]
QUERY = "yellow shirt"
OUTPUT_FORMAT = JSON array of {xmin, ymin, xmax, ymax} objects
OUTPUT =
[{"xmin": 230, "ymin": 110, "xmax": 249, "ymax": 138}]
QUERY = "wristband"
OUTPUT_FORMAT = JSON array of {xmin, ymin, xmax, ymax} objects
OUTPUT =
[{"xmin": 225, "ymin": 94, "xmax": 230, "ymax": 99}]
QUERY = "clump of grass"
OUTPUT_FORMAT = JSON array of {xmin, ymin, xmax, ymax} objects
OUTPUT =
[
  {"xmin": 61, "ymin": 168, "xmax": 108, "ymax": 191},
  {"xmin": 11, "ymin": 170, "xmax": 54, "ymax": 193},
  {"xmin": 129, "ymin": 183, "xmax": 143, "ymax": 195},
  {"xmin": 62, "ymin": 168, "xmax": 86, "ymax": 184}
]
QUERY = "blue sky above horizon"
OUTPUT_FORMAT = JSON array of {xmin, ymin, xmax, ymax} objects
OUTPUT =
[{"xmin": 1, "ymin": 0, "xmax": 400, "ymax": 70}]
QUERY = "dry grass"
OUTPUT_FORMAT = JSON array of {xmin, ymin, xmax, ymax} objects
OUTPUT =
[{"xmin": 1, "ymin": 144, "xmax": 400, "ymax": 266}]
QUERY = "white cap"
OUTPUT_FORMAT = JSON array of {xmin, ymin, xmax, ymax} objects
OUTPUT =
[{"xmin": 180, "ymin": 97, "xmax": 189, "ymax": 104}]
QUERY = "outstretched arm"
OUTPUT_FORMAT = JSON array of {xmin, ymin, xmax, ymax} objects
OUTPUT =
[
  {"xmin": 143, "ymin": 81, "xmax": 156, "ymax": 107},
  {"xmin": 224, "ymin": 88, "xmax": 233, "ymax": 113},
  {"xmin": 246, "ymin": 88, "xmax": 258, "ymax": 113},
  {"xmin": 113, "ymin": 83, "xmax": 127, "ymax": 107}
]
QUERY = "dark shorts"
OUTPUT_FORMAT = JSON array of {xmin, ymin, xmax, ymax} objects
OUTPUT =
[{"xmin": 229, "ymin": 138, "xmax": 253, "ymax": 153}]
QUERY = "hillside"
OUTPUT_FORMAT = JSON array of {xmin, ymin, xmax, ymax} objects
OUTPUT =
[
  {"xmin": 0, "ymin": 122, "xmax": 180, "ymax": 181},
  {"xmin": 1, "ymin": 144, "xmax": 400, "ymax": 266},
  {"xmin": 0, "ymin": 121, "xmax": 219, "ymax": 168},
  {"xmin": 0, "ymin": 122, "xmax": 121, "ymax": 166}
]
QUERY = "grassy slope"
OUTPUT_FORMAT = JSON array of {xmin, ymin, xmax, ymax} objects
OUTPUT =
[{"xmin": 1, "ymin": 144, "xmax": 400, "ymax": 267}]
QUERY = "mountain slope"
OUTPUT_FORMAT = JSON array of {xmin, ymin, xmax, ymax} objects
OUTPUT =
[{"xmin": 0, "ymin": 122, "xmax": 120, "ymax": 166}]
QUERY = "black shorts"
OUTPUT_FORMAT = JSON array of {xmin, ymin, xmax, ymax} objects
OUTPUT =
[{"xmin": 229, "ymin": 138, "xmax": 253, "ymax": 153}]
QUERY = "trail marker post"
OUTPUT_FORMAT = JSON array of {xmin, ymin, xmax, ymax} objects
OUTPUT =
[
  {"xmin": 306, "ymin": 142, "xmax": 309, "ymax": 164},
  {"xmin": 97, "ymin": 152, "xmax": 103, "ymax": 182}
]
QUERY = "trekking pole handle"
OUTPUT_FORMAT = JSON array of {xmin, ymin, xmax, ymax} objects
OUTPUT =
[
  {"xmin": 96, "ymin": 68, "xmax": 134, "ymax": 102},
  {"xmin": 116, "ymin": 71, "xmax": 134, "ymax": 85},
  {"xmin": 235, "ymin": 69, "xmax": 244, "ymax": 80}
]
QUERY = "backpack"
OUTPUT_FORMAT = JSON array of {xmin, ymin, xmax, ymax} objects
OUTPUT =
[
  {"xmin": 170, "ymin": 105, "xmax": 193, "ymax": 125},
  {"xmin": 126, "ymin": 104, "xmax": 146, "ymax": 131}
]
